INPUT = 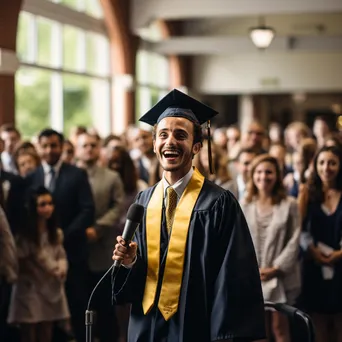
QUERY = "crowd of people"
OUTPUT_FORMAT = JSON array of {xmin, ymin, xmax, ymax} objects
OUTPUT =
[{"xmin": 0, "ymin": 114, "xmax": 342, "ymax": 342}]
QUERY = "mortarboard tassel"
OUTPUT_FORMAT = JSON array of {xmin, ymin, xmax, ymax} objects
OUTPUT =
[{"xmin": 207, "ymin": 120, "xmax": 215, "ymax": 175}]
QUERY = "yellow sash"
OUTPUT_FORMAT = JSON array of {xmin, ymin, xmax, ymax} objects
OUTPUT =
[{"xmin": 142, "ymin": 168, "xmax": 205, "ymax": 321}]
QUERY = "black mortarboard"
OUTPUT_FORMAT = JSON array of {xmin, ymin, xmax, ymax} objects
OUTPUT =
[{"xmin": 139, "ymin": 89, "xmax": 219, "ymax": 174}]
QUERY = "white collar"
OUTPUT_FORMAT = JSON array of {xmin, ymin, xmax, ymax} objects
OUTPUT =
[
  {"xmin": 42, "ymin": 158, "xmax": 63, "ymax": 175},
  {"xmin": 162, "ymin": 167, "xmax": 194, "ymax": 200}
]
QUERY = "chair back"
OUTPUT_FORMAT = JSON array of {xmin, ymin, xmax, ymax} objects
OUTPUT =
[{"xmin": 264, "ymin": 301, "xmax": 315, "ymax": 342}]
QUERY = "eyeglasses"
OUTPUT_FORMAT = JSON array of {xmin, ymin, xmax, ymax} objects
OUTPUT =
[{"xmin": 37, "ymin": 201, "xmax": 53, "ymax": 207}]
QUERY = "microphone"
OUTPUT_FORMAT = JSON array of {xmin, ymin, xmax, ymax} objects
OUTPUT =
[
  {"xmin": 85, "ymin": 203, "xmax": 144, "ymax": 342},
  {"xmin": 114, "ymin": 203, "xmax": 145, "ymax": 268}
]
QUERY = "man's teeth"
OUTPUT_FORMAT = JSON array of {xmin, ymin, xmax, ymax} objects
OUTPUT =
[{"xmin": 164, "ymin": 151, "xmax": 180, "ymax": 157}]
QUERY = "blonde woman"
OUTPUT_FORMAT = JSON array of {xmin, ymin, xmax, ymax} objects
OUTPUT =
[{"xmin": 241, "ymin": 154, "xmax": 301, "ymax": 342}]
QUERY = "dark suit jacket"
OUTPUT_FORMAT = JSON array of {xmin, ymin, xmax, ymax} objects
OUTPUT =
[
  {"xmin": 26, "ymin": 163, "xmax": 95, "ymax": 264},
  {"xmin": 0, "ymin": 170, "xmax": 26, "ymax": 234}
]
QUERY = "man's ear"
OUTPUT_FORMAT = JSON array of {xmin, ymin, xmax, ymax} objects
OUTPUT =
[
  {"xmin": 192, "ymin": 142, "xmax": 201, "ymax": 156},
  {"xmin": 153, "ymin": 140, "xmax": 156, "ymax": 154}
]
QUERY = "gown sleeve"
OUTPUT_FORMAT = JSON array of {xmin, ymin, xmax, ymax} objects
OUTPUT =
[{"xmin": 210, "ymin": 192, "xmax": 266, "ymax": 342}]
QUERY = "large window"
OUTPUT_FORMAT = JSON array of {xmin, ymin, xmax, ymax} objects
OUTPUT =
[
  {"xmin": 135, "ymin": 47, "xmax": 170, "ymax": 119},
  {"xmin": 16, "ymin": 0, "xmax": 111, "ymax": 139}
]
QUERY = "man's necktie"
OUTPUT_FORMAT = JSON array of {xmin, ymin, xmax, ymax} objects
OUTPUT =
[
  {"xmin": 166, "ymin": 187, "xmax": 177, "ymax": 234},
  {"xmin": 49, "ymin": 167, "xmax": 56, "ymax": 192}
]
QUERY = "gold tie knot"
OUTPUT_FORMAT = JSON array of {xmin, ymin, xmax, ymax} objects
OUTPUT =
[{"xmin": 166, "ymin": 187, "xmax": 177, "ymax": 234}]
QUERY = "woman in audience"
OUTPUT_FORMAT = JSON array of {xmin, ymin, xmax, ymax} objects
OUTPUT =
[
  {"xmin": 14, "ymin": 150, "xmax": 41, "ymax": 178},
  {"xmin": 8, "ymin": 187, "xmax": 70, "ymax": 342},
  {"xmin": 241, "ymin": 154, "xmax": 301, "ymax": 342},
  {"xmin": 300, "ymin": 146, "xmax": 342, "ymax": 342}
]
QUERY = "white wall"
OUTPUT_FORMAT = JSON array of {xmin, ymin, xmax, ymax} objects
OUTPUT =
[{"xmin": 192, "ymin": 52, "xmax": 342, "ymax": 94}]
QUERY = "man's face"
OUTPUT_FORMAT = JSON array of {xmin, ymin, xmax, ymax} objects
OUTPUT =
[
  {"xmin": 313, "ymin": 119, "xmax": 330, "ymax": 139},
  {"xmin": 226, "ymin": 128, "xmax": 240, "ymax": 148},
  {"xmin": 238, "ymin": 152, "xmax": 256, "ymax": 182},
  {"xmin": 39, "ymin": 135, "xmax": 63, "ymax": 166},
  {"xmin": 245, "ymin": 123, "xmax": 264, "ymax": 149},
  {"xmin": 77, "ymin": 134, "xmax": 99, "ymax": 164},
  {"xmin": 133, "ymin": 129, "xmax": 153, "ymax": 155},
  {"xmin": 1, "ymin": 131, "xmax": 20, "ymax": 154},
  {"xmin": 153, "ymin": 117, "xmax": 201, "ymax": 173},
  {"xmin": 269, "ymin": 145, "xmax": 286, "ymax": 168}
]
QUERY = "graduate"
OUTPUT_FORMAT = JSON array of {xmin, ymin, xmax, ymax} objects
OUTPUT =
[{"xmin": 112, "ymin": 89, "xmax": 265, "ymax": 342}]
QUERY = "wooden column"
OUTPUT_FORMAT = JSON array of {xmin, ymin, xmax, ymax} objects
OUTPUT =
[
  {"xmin": 100, "ymin": 0, "xmax": 139, "ymax": 134},
  {"xmin": 0, "ymin": 0, "xmax": 22, "ymax": 126}
]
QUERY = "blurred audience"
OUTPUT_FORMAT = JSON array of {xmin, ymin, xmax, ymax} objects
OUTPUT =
[{"xmin": 1, "ymin": 113, "xmax": 342, "ymax": 342}]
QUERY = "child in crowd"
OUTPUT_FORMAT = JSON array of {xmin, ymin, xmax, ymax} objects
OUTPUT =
[{"xmin": 8, "ymin": 187, "xmax": 70, "ymax": 342}]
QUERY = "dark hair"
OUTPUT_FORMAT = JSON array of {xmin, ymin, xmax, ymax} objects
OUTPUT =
[
  {"xmin": 308, "ymin": 146, "xmax": 342, "ymax": 203},
  {"xmin": 102, "ymin": 134, "xmax": 122, "ymax": 148},
  {"xmin": 38, "ymin": 128, "xmax": 64, "ymax": 144},
  {"xmin": 245, "ymin": 154, "xmax": 287, "ymax": 205},
  {"xmin": 152, "ymin": 120, "xmax": 203, "ymax": 146},
  {"xmin": 108, "ymin": 146, "xmax": 138, "ymax": 194},
  {"xmin": 237, "ymin": 147, "xmax": 259, "ymax": 161},
  {"xmin": 70, "ymin": 125, "xmax": 87, "ymax": 136},
  {"xmin": 0, "ymin": 123, "xmax": 21, "ymax": 137},
  {"xmin": 19, "ymin": 187, "xmax": 58, "ymax": 247}
]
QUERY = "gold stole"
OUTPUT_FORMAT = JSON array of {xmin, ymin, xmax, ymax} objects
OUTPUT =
[{"xmin": 142, "ymin": 168, "xmax": 205, "ymax": 321}]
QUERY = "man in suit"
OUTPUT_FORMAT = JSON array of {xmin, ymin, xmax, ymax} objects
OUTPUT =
[
  {"xmin": 0, "ymin": 124, "xmax": 21, "ymax": 174},
  {"xmin": 76, "ymin": 132, "xmax": 124, "ymax": 342},
  {"xmin": 234, "ymin": 148, "xmax": 258, "ymax": 200},
  {"xmin": 131, "ymin": 127, "xmax": 157, "ymax": 185},
  {"xmin": 26, "ymin": 128, "xmax": 95, "ymax": 342}
]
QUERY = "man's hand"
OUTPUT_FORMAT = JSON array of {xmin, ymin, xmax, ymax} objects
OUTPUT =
[
  {"xmin": 112, "ymin": 235, "xmax": 138, "ymax": 266},
  {"xmin": 260, "ymin": 267, "xmax": 279, "ymax": 282},
  {"xmin": 86, "ymin": 227, "xmax": 98, "ymax": 242}
]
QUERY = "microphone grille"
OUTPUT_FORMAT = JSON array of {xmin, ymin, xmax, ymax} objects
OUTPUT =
[{"xmin": 127, "ymin": 203, "xmax": 145, "ymax": 222}]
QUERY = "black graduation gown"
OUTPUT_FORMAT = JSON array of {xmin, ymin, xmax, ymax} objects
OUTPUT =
[{"xmin": 112, "ymin": 180, "xmax": 265, "ymax": 342}]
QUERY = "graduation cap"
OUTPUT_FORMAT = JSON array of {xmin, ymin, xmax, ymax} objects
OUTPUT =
[{"xmin": 139, "ymin": 89, "xmax": 219, "ymax": 174}]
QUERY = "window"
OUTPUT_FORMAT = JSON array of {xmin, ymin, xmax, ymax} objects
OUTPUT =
[
  {"xmin": 135, "ymin": 50, "xmax": 170, "ymax": 119},
  {"xmin": 53, "ymin": 0, "xmax": 104, "ymax": 19},
  {"xmin": 16, "ymin": 0, "xmax": 110, "ymax": 139}
]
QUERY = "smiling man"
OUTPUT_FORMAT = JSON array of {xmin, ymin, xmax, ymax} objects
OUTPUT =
[{"xmin": 112, "ymin": 90, "xmax": 265, "ymax": 342}]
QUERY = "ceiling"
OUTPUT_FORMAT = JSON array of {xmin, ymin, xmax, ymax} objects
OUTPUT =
[
  {"xmin": 130, "ymin": 0, "xmax": 342, "ymax": 94},
  {"xmin": 131, "ymin": 0, "xmax": 342, "ymax": 54}
]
